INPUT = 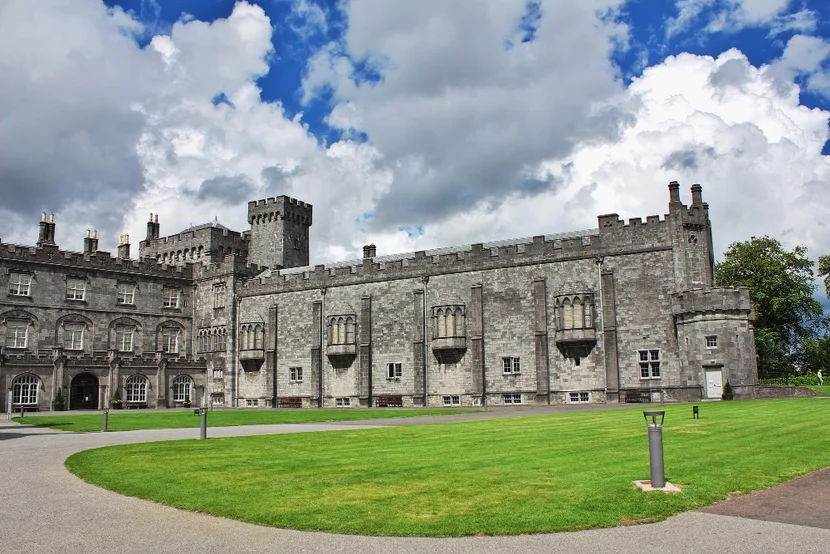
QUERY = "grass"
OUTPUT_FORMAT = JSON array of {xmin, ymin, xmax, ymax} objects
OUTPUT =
[
  {"xmin": 65, "ymin": 399, "xmax": 830, "ymax": 537},
  {"xmin": 17, "ymin": 408, "xmax": 473, "ymax": 432},
  {"xmin": 808, "ymin": 385, "xmax": 830, "ymax": 396}
]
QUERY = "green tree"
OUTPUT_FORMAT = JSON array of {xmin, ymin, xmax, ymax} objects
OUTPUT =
[
  {"xmin": 716, "ymin": 236, "xmax": 826, "ymax": 379},
  {"xmin": 819, "ymin": 255, "xmax": 830, "ymax": 298}
]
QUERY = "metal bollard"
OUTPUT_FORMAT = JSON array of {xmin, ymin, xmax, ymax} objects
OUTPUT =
[
  {"xmin": 643, "ymin": 410, "xmax": 666, "ymax": 489},
  {"xmin": 200, "ymin": 408, "xmax": 207, "ymax": 440},
  {"xmin": 103, "ymin": 410, "xmax": 109, "ymax": 432},
  {"xmin": 20, "ymin": 405, "xmax": 24, "ymax": 419},
  {"xmin": 692, "ymin": 405, "xmax": 699, "ymax": 419}
]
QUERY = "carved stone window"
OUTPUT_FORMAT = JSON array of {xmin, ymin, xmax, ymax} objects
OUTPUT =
[
  {"xmin": 554, "ymin": 294, "xmax": 597, "ymax": 358},
  {"xmin": 432, "ymin": 305, "xmax": 466, "ymax": 353},
  {"xmin": 326, "ymin": 315, "xmax": 357, "ymax": 358},
  {"xmin": 239, "ymin": 323, "xmax": 265, "ymax": 370}
]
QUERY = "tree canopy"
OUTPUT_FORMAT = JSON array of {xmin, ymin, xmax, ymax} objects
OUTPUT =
[{"xmin": 716, "ymin": 236, "xmax": 826, "ymax": 378}]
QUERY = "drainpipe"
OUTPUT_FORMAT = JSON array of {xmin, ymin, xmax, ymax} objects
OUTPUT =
[
  {"xmin": 596, "ymin": 257, "xmax": 607, "ymax": 400},
  {"xmin": 320, "ymin": 287, "xmax": 326, "ymax": 408}
]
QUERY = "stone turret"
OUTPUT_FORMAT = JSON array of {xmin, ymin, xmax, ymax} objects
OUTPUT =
[{"xmin": 246, "ymin": 196, "xmax": 313, "ymax": 270}]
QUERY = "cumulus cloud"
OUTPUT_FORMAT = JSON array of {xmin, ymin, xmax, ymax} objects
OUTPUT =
[{"xmin": 666, "ymin": 0, "xmax": 814, "ymax": 37}]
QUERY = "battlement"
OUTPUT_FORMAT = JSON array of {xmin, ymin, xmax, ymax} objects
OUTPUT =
[
  {"xmin": 0, "ymin": 238, "xmax": 192, "ymax": 280},
  {"xmin": 193, "ymin": 253, "xmax": 264, "ymax": 279},
  {"xmin": 672, "ymin": 287, "xmax": 754, "ymax": 317},
  {"xmin": 247, "ymin": 195, "xmax": 313, "ymax": 225}
]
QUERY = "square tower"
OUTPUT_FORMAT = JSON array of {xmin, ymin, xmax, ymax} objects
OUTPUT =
[{"xmin": 247, "ymin": 196, "xmax": 313, "ymax": 270}]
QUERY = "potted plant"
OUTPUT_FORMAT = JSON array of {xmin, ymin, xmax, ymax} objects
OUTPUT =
[
  {"xmin": 53, "ymin": 388, "xmax": 65, "ymax": 411},
  {"xmin": 722, "ymin": 379, "xmax": 734, "ymax": 400},
  {"xmin": 112, "ymin": 389, "xmax": 123, "ymax": 409}
]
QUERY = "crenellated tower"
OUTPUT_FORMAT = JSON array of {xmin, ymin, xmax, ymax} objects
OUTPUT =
[
  {"xmin": 246, "ymin": 196, "xmax": 313, "ymax": 270},
  {"xmin": 668, "ymin": 182, "xmax": 715, "ymax": 291}
]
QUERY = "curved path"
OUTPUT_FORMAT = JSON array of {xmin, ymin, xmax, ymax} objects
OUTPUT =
[{"xmin": 1, "ymin": 408, "xmax": 828, "ymax": 554}]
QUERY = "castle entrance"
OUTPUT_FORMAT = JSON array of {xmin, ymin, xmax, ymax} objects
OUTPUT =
[{"xmin": 71, "ymin": 373, "xmax": 99, "ymax": 410}]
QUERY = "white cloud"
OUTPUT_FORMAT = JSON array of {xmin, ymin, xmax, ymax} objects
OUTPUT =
[
  {"xmin": 666, "ymin": 0, "xmax": 813, "ymax": 37},
  {"xmin": 767, "ymin": 35, "xmax": 830, "ymax": 98}
]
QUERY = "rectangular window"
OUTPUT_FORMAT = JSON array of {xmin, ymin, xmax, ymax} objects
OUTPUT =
[
  {"xmin": 161, "ymin": 329, "xmax": 180, "ymax": 353},
  {"xmin": 213, "ymin": 368, "xmax": 224, "ymax": 379},
  {"xmin": 502, "ymin": 393, "xmax": 522, "ymax": 405},
  {"xmin": 115, "ymin": 326, "xmax": 134, "ymax": 352},
  {"xmin": 639, "ymin": 349, "xmax": 661, "ymax": 379},
  {"xmin": 246, "ymin": 399, "xmax": 259, "ymax": 407},
  {"xmin": 213, "ymin": 283, "xmax": 226, "ymax": 309},
  {"xmin": 9, "ymin": 272, "xmax": 32, "ymax": 296},
  {"xmin": 336, "ymin": 397, "xmax": 351, "ymax": 407},
  {"xmin": 706, "ymin": 335, "xmax": 718, "ymax": 349},
  {"xmin": 502, "ymin": 357, "xmax": 521, "ymax": 374},
  {"xmin": 64, "ymin": 324, "xmax": 84, "ymax": 350},
  {"xmin": 5, "ymin": 320, "xmax": 28, "ymax": 348},
  {"xmin": 289, "ymin": 367, "xmax": 303, "ymax": 382},
  {"xmin": 387, "ymin": 362, "xmax": 402, "ymax": 379},
  {"xmin": 116, "ymin": 283, "xmax": 136, "ymax": 305},
  {"xmin": 442, "ymin": 395, "xmax": 461, "ymax": 406},
  {"xmin": 569, "ymin": 391, "xmax": 591, "ymax": 403},
  {"xmin": 163, "ymin": 287, "xmax": 180, "ymax": 309},
  {"xmin": 66, "ymin": 277, "xmax": 85, "ymax": 301}
]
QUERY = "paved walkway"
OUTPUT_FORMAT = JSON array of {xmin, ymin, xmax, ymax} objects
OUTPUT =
[{"xmin": 1, "ymin": 407, "xmax": 828, "ymax": 553}]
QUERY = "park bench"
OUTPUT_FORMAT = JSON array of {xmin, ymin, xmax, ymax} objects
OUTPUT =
[
  {"xmin": 277, "ymin": 397, "xmax": 303, "ymax": 408},
  {"xmin": 375, "ymin": 395, "xmax": 403, "ymax": 407}
]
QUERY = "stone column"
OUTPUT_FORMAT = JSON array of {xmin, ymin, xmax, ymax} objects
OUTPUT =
[
  {"xmin": 412, "ymin": 287, "xmax": 426, "ymax": 405},
  {"xmin": 532, "ymin": 279, "xmax": 550, "ymax": 404},
  {"xmin": 311, "ymin": 300, "xmax": 323, "ymax": 407},
  {"xmin": 268, "ymin": 305, "xmax": 278, "ymax": 405},
  {"xmin": 470, "ymin": 284, "xmax": 485, "ymax": 407},
  {"xmin": 358, "ymin": 295, "xmax": 372, "ymax": 406},
  {"xmin": 601, "ymin": 270, "xmax": 621, "ymax": 402}
]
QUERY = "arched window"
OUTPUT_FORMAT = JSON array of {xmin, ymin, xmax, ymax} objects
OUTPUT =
[
  {"xmin": 345, "ymin": 317, "xmax": 355, "ymax": 344},
  {"xmin": 573, "ymin": 298, "xmax": 583, "ymax": 330},
  {"xmin": 173, "ymin": 375, "xmax": 192, "ymax": 403},
  {"xmin": 254, "ymin": 325, "xmax": 264, "ymax": 349},
  {"xmin": 12, "ymin": 374, "xmax": 39, "ymax": 406},
  {"xmin": 125, "ymin": 375, "xmax": 147, "ymax": 403},
  {"xmin": 562, "ymin": 299, "xmax": 574, "ymax": 330},
  {"xmin": 437, "ymin": 308, "xmax": 447, "ymax": 338},
  {"xmin": 583, "ymin": 301, "xmax": 593, "ymax": 328},
  {"xmin": 455, "ymin": 308, "xmax": 465, "ymax": 336}
]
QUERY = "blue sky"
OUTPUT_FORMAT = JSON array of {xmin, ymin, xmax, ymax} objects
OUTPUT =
[{"xmin": 1, "ymin": 0, "xmax": 829, "ymax": 279}]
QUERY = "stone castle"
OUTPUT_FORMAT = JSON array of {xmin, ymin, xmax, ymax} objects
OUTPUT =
[{"xmin": 0, "ymin": 182, "xmax": 758, "ymax": 411}]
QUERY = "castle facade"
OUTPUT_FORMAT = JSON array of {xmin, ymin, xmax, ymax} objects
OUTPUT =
[{"xmin": 0, "ymin": 182, "xmax": 758, "ymax": 411}]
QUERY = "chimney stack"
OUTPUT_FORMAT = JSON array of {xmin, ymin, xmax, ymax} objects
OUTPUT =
[
  {"xmin": 363, "ymin": 244, "xmax": 377, "ymax": 259},
  {"xmin": 668, "ymin": 181, "xmax": 681, "ymax": 204},
  {"xmin": 118, "ymin": 234, "xmax": 130, "ymax": 259},
  {"xmin": 691, "ymin": 184, "xmax": 703, "ymax": 205},
  {"xmin": 37, "ymin": 212, "xmax": 57, "ymax": 247},
  {"xmin": 83, "ymin": 229, "xmax": 99, "ymax": 254}
]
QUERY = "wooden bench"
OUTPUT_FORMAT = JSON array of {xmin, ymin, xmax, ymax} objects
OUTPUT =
[
  {"xmin": 375, "ymin": 395, "xmax": 403, "ymax": 407},
  {"xmin": 623, "ymin": 390, "xmax": 652, "ymax": 403},
  {"xmin": 277, "ymin": 397, "xmax": 303, "ymax": 408}
]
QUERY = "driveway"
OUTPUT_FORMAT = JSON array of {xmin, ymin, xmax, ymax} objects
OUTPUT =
[{"xmin": 1, "ymin": 408, "xmax": 828, "ymax": 553}]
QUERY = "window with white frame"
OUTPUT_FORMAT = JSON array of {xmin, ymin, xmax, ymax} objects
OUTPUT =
[
  {"xmin": 116, "ymin": 283, "xmax": 136, "ymax": 305},
  {"xmin": 66, "ymin": 277, "xmax": 85, "ymax": 301},
  {"xmin": 163, "ymin": 287, "xmax": 180, "ymax": 309},
  {"xmin": 63, "ymin": 323, "xmax": 84, "ymax": 350},
  {"xmin": 387, "ymin": 362, "xmax": 402, "ymax": 379},
  {"xmin": 125, "ymin": 375, "xmax": 147, "ymax": 403},
  {"xmin": 161, "ymin": 328, "xmax": 180, "ymax": 353},
  {"xmin": 569, "ymin": 391, "xmax": 591, "ymax": 403},
  {"xmin": 9, "ymin": 272, "xmax": 32, "ymax": 296},
  {"xmin": 213, "ymin": 283, "xmax": 226, "ymax": 309},
  {"xmin": 246, "ymin": 399, "xmax": 259, "ymax": 407},
  {"xmin": 12, "ymin": 374, "xmax": 39, "ymax": 405},
  {"xmin": 443, "ymin": 395, "xmax": 461, "ymax": 406},
  {"xmin": 336, "ymin": 397, "xmax": 351, "ymax": 407},
  {"xmin": 289, "ymin": 367, "xmax": 303, "ymax": 382},
  {"xmin": 115, "ymin": 326, "xmax": 135, "ymax": 352},
  {"xmin": 172, "ymin": 375, "xmax": 192, "ymax": 402},
  {"xmin": 639, "ymin": 349, "xmax": 661, "ymax": 378},
  {"xmin": 212, "ymin": 364, "xmax": 224, "ymax": 379},
  {"xmin": 502, "ymin": 393, "xmax": 522, "ymax": 404},
  {"xmin": 5, "ymin": 320, "xmax": 29, "ymax": 349},
  {"xmin": 706, "ymin": 335, "xmax": 718, "ymax": 349},
  {"xmin": 502, "ymin": 357, "xmax": 521, "ymax": 374}
]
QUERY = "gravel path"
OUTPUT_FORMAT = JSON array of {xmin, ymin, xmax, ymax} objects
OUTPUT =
[{"xmin": 1, "ymin": 408, "xmax": 828, "ymax": 553}]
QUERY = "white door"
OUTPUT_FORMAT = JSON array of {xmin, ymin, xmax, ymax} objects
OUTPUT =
[{"xmin": 705, "ymin": 369, "xmax": 723, "ymax": 399}]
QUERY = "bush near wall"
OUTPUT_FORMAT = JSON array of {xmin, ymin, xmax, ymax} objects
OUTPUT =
[{"xmin": 760, "ymin": 375, "xmax": 820, "ymax": 386}]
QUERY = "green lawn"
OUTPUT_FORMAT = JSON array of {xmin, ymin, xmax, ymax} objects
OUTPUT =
[
  {"xmin": 65, "ymin": 399, "xmax": 830, "ymax": 536},
  {"xmin": 808, "ymin": 385, "xmax": 830, "ymax": 396},
  {"xmin": 17, "ymin": 408, "xmax": 473, "ymax": 432}
]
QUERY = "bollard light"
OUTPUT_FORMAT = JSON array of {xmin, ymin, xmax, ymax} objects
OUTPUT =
[
  {"xmin": 643, "ymin": 409, "xmax": 666, "ymax": 489},
  {"xmin": 200, "ymin": 407, "xmax": 207, "ymax": 440},
  {"xmin": 692, "ymin": 405, "xmax": 699, "ymax": 419},
  {"xmin": 103, "ymin": 410, "xmax": 109, "ymax": 432}
]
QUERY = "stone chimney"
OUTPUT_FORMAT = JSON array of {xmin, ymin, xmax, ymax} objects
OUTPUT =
[
  {"xmin": 117, "ymin": 234, "xmax": 130, "ymax": 259},
  {"xmin": 363, "ymin": 244, "xmax": 377, "ymax": 259},
  {"xmin": 668, "ymin": 181, "xmax": 681, "ymax": 204},
  {"xmin": 691, "ymin": 184, "xmax": 703, "ymax": 205},
  {"xmin": 146, "ymin": 213, "xmax": 160, "ymax": 240}
]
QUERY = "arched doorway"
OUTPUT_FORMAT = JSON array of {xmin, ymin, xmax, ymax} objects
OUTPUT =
[{"xmin": 71, "ymin": 373, "xmax": 99, "ymax": 410}]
